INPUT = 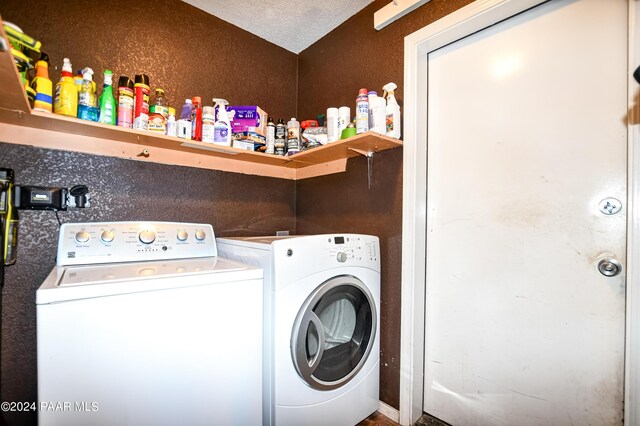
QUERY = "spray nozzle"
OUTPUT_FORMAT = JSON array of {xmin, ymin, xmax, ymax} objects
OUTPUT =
[
  {"xmin": 212, "ymin": 98, "xmax": 229, "ymax": 108},
  {"xmin": 382, "ymin": 82, "xmax": 397, "ymax": 98},
  {"xmin": 82, "ymin": 67, "xmax": 94, "ymax": 81}
]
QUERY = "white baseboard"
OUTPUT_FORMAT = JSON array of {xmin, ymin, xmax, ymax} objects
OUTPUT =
[{"xmin": 378, "ymin": 400, "xmax": 400, "ymax": 423}]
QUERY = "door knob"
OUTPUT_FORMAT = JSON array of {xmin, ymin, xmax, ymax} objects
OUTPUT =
[{"xmin": 597, "ymin": 258, "xmax": 622, "ymax": 277}]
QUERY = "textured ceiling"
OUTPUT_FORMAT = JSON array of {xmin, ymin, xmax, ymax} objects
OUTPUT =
[{"xmin": 181, "ymin": 0, "xmax": 374, "ymax": 54}]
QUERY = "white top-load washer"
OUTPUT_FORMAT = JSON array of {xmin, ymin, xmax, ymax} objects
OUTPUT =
[
  {"xmin": 217, "ymin": 234, "xmax": 380, "ymax": 426},
  {"xmin": 37, "ymin": 222, "xmax": 263, "ymax": 426}
]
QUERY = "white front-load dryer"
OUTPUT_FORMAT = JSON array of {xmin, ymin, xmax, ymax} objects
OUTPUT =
[{"xmin": 217, "ymin": 234, "xmax": 380, "ymax": 426}]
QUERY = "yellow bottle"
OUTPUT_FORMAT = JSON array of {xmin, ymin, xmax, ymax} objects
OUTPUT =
[
  {"xmin": 53, "ymin": 58, "xmax": 78, "ymax": 117},
  {"xmin": 31, "ymin": 60, "xmax": 53, "ymax": 113}
]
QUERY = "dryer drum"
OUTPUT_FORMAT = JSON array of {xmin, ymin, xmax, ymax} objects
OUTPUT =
[{"xmin": 291, "ymin": 275, "xmax": 377, "ymax": 391}]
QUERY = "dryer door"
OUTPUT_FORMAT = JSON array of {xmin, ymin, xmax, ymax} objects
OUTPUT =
[{"xmin": 291, "ymin": 274, "xmax": 377, "ymax": 391}]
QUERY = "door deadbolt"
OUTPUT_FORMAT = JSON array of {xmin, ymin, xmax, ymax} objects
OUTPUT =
[
  {"xmin": 597, "ymin": 258, "xmax": 622, "ymax": 277},
  {"xmin": 598, "ymin": 198, "xmax": 622, "ymax": 215}
]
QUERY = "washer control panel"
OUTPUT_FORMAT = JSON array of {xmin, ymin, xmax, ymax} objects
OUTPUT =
[
  {"xmin": 57, "ymin": 221, "xmax": 217, "ymax": 266},
  {"xmin": 325, "ymin": 235, "xmax": 378, "ymax": 264}
]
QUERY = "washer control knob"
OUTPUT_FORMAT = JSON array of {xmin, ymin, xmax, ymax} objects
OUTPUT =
[
  {"xmin": 336, "ymin": 252, "xmax": 348, "ymax": 263},
  {"xmin": 177, "ymin": 230, "xmax": 189, "ymax": 241},
  {"xmin": 139, "ymin": 230, "xmax": 156, "ymax": 244},
  {"xmin": 75, "ymin": 231, "xmax": 91, "ymax": 244},
  {"xmin": 100, "ymin": 230, "xmax": 115, "ymax": 243},
  {"xmin": 195, "ymin": 230, "xmax": 206, "ymax": 241}
]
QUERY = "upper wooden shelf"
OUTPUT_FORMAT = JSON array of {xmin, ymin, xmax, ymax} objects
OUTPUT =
[{"xmin": 0, "ymin": 20, "xmax": 402, "ymax": 180}]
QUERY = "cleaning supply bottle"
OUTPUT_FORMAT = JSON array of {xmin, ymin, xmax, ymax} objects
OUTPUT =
[
  {"xmin": 368, "ymin": 90, "xmax": 386, "ymax": 135},
  {"xmin": 265, "ymin": 117, "xmax": 275, "ymax": 154},
  {"xmin": 201, "ymin": 106, "xmax": 216, "ymax": 143},
  {"xmin": 356, "ymin": 88, "xmax": 369, "ymax": 134},
  {"xmin": 383, "ymin": 82, "xmax": 401, "ymax": 139},
  {"xmin": 212, "ymin": 98, "xmax": 232, "ymax": 146},
  {"xmin": 133, "ymin": 74, "xmax": 150, "ymax": 131},
  {"xmin": 117, "ymin": 76, "xmax": 134, "ymax": 128},
  {"xmin": 98, "ymin": 70, "xmax": 116, "ymax": 125},
  {"xmin": 190, "ymin": 96, "xmax": 203, "ymax": 141},
  {"xmin": 286, "ymin": 117, "xmax": 300, "ymax": 156},
  {"xmin": 275, "ymin": 119, "xmax": 287, "ymax": 156},
  {"xmin": 78, "ymin": 68, "xmax": 98, "ymax": 122},
  {"xmin": 166, "ymin": 107, "xmax": 177, "ymax": 137},
  {"xmin": 177, "ymin": 98, "xmax": 192, "ymax": 139},
  {"xmin": 53, "ymin": 58, "xmax": 77, "ymax": 117},
  {"xmin": 31, "ymin": 60, "xmax": 53, "ymax": 113}
]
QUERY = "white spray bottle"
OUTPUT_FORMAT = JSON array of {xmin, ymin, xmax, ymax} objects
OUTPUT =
[
  {"xmin": 383, "ymin": 82, "xmax": 401, "ymax": 139},
  {"xmin": 212, "ymin": 98, "xmax": 232, "ymax": 146}
]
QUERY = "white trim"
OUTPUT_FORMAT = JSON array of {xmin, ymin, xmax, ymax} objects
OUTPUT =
[
  {"xmin": 374, "ymin": 0, "xmax": 432, "ymax": 30},
  {"xmin": 377, "ymin": 400, "xmax": 400, "ymax": 423},
  {"xmin": 399, "ymin": 0, "xmax": 637, "ymax": 424},
  {"xmin": 626, "ymin": 2, "xmax": 640, "ymax": 425}
]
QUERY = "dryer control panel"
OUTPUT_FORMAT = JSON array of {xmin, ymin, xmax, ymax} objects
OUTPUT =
[
  {"xmin": 57, "ymin": 221, "xmax": 217, "ymax": 266},
  {"xmin": 325, "ymin": 235, "xmax": 378, "ymax": 264}
]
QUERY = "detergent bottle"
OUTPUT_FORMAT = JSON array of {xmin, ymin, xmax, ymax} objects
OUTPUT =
[
  {"xmin": 78, "ymin": 68, "xmax": 98, "ymax": 122},
  {"xmin": 383, "ymin": 82, "xmax": 401, "ymax": 139},
  {"xmin": 98, "ymin": 70, "xmax": 116, "ymax": 125},
  {"xmin": 31, "ymin": 60, "xmax": 53, "ymax": 113},
  {"xmin": 212, "ymin": 98, "xmax": 231, "ymax": 146},
  {"xmin": 53, "ymin": 58, "xmax": 78, "ymax": 117}
]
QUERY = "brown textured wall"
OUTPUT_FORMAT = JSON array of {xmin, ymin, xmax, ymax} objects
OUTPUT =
[
  {"xmin": 0, "ymin": 0, "xmax": 297, "ymax": 119},
  {"xmin": 296, "ymin": 0, "xmax": 473, "ymax": 409}
]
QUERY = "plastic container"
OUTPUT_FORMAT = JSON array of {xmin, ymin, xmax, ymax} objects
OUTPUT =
[
  {"xmin": 212, "ymin": 98, "xmax": 232, "ymax": 146},
  {"xmin": 383, "ymin": 82, "xmax": 401, "ymax": 139},
  {"xmin": 98, "ymin": 70, "xmax": 116, "ymax": 125},
  {"xmin": 190, "ymin": 96, "xmax": 203, "ymax": 141},
  {"xmin": 166, "ymin": 107, "xmax": 177, "ymax": 137},
  {"xmin": 337, "ymin": 106, "xmax": 350, "ymax": 137},
  {"xmin": 148, "ymin": 88, "xmax": 168, "ymax": 133},
  {"xmin": 202, "ymin": 106, "xmax": 216, "ymax": 143},
  {"xmin": 117, "ymin": 76, "xmax": 134, "ymax": 128},
  {"xmin": 133, "ymin": 74, "xmax": 150, "ymax": 131},
  {"xmin": 286, "ymin": 117, "xmax": 301, "ymax": 156},
  {"xmin": 177, "ymin": 99, "xmax": 192, "ymax": 139},
  {"xmin": 31, "ymin": 60, "xmax": 52, "ymax": 113},
  {"xmin": 326, "ymin": 107, "xmax": 339, "ymax": 143},
  {"xmin": 356, "ymin": 88, "xmax": 369, "ymax": 134},
  {"xmin": 78, "ymin": 68, "xmax": 98, "ymax": 122},
  {"xmin": 53, "ymin": 58, "xmax": 77, "ymax": 117},
  {"xmin": 368, "ymin": 91, "xmax": 386, "ymax": 135}
]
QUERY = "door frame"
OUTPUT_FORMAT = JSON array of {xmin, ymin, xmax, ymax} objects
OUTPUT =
[{"xmin": 399, "ymin": 0, "xmax": 640, "ymax": 424}]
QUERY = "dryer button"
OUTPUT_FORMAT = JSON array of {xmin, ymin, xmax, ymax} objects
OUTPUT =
[{"xmin": 336, "ymin": 252, "xmax": 347, "ymax": 263}]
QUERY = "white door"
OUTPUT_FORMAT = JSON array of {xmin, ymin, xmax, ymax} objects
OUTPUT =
[{"xmin": 424, "ymin": 1, "xmax": 627, "ymax": 425}]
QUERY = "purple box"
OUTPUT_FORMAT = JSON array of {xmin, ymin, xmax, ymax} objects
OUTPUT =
[{"xmin": 227, "ymin": 106, "xmax": 267, "ymax": 136}]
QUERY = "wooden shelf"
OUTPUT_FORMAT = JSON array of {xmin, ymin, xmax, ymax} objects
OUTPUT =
[{"xmin": 0, "ymin": 19, "xmax": 402, "ymax": 180}]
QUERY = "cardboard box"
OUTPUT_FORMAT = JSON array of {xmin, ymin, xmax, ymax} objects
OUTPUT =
[
  {"xmin": 232, "ymin": 139, "xmax": 266, "ymax": 152},
  {"xmin": 227, "ymin": 106, "xmax": 267, "ymax": 136}
]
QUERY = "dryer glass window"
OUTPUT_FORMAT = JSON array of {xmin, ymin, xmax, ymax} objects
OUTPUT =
[{"xmin": 292, "ymin": 276, "xmax": 377, "ymax": 391}]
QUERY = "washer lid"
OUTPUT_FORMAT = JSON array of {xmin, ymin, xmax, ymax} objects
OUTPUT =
[{"xmin": 37, "ymin": 257, "xmax": 262, "ymax": 304}]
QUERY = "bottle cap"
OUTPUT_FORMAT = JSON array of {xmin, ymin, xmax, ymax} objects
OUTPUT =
[
  {"xmin": 278, "ymin": 118, "xmax": 285, "ymax": 124},
  {"xmin": 103, "ymin": 69, "xmax": 113, "ymax": 85},
  {"xmin": 35, "ymin": 60, "xmax": 48, "ymax": 77},
  {"xmin": 192, "ymin": 96, "xmax": 202, "ymax": 105},
  {"xmin": 62, "ymin": 58, "xmax": 72, "ymax": 73},
  {"xmin": 118, "ymin": 76, "xmax": 133, "ymax": 90},
  {"xmin": 368, "ymin": 91, "xmax": 378, "ymax": 96},
  {"xmin": 168, "ymin": 107, "xmax": 176, "ymax": 117},
  {"xmin": 185, "ymin": 99, "xmax": 192, "ymax": 104},
  {"xmin": 156, "ymin": 88, "xmax": 165, "ymax": 96},
  {"xmin": 134, "ymin": 74, "xmax": 150, "ymax": 86},
  {"xmin": 267, "ymin": 117, "xmax": 274, "ymax": 124},
  {"xmin": 358, "ymin": 88, "xmax": 368, "ymax": 95},
  {"xmin": 82, "ymin": 67, "xmax": 94, "ymax": 81}
]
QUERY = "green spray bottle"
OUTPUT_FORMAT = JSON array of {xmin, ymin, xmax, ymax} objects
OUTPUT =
[{"xmin": 98, "ymin": 70, "xmax": 116, "ymax": 125}]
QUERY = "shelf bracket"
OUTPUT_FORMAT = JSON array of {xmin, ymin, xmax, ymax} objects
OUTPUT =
[{"xmin": 348, "ymin": 147, "xmax": 375, "ymax": 189}]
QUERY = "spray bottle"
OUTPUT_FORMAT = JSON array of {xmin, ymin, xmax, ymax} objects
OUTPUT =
[
  {"xmin": 78, "ymin": 68, "xmax": 98, "ymax": 122},
  {"xmin": 177, "ymin": 99, "xmax": 193, "ymax": 140},
  {"xmin": 212, "ymin": 98, "xmax": 232, "ymax": 146},
  {"xmin": 383, "ymin": 82, "xmax": 401, "ymax": 139},
  {"xmin": 98, "ymin": 70, "xmax": 116, "ymax": 125},
  {"xmin": 53, "ymin": 58, "xmax": 77, "ymax": 117},
  {"xmin": 31, "ymin": 60, "xmax": 53, "ymax": 113},
  {"xmin": 191, "ymin": 96, "xmax": 203, "ymax": 141}
]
